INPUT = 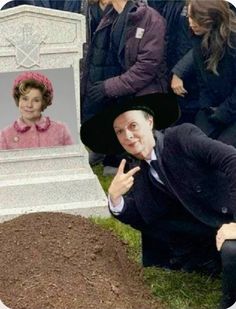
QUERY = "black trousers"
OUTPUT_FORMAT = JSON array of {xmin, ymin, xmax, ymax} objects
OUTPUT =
[
  {"xmin": 195, "ymin": 109, "xmax": 236, "ymax": 148},
  {"xmin": 220, "ymin": 240, "xmax": 236, "ymax": 308},
  {"xmin": 141, "ymin": 165, "xmax": 236, "ymax": 308},
  {"xmin": 142, "ymin": 217, "xmax": 236, "ymax": 309}
]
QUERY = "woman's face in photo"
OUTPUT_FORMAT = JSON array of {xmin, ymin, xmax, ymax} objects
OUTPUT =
[{"xmin": 18, "ymin": 87, "xmax": 43, "ymax": 124}]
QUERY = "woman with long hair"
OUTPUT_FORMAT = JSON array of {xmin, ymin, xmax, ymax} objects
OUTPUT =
[{"xmin": 188, "ymin": 0, "xmax": 236, "ymax": 146}]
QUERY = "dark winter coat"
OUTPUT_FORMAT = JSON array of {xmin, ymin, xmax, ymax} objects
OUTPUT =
[
  {"xmin": 192, "ymin": 35, "xmax": 236, "ymax": 125},
  {"xmin": 81, "ymin": 6, "xmax": 123, "ymax": 121},
  {"xmin": 112, "ymin": 124, "xmax": 236, "ymax": 266},
  {"xmin": 149, "ymin": 0, "xmax": 199, "ymax": 115},
  {"xmin": 104, "ymin": 3, "xmax": 167, "ymax": 97},
  {"xmin": 115, "ymin": 124, "xmax": 236, "ymax": 230},
  {"xmin": 87, "ymin": 2, "xmax": 109, "ymax": 41},
  {"xmin": 1, "ymin": 0, "xmax": 34, "ymax": 9},
  {"xmin": 148, "ymin": 0, "xmax": 187, "ymax": 73},
  {"xmin": 82, "ymin": 1, "xmax": 167, "ymax": 99},
  {"xmin": 34, "ymin": 0, "xmax": 82, "ymax": 12}
]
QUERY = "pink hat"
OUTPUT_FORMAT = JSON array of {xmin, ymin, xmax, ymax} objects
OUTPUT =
[{"xmin": 13, "ymin": 71, "xmax": 54, "ymax": 105}]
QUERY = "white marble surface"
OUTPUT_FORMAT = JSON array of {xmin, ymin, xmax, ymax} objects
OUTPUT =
[{"xmin": 0, "ymin": 6, "xmax": 109, "ymax": 220}]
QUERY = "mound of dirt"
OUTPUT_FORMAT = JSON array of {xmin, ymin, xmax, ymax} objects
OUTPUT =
[{"xmin": 0, "ymin": 212, "xmax": 164, "ymax": 309}]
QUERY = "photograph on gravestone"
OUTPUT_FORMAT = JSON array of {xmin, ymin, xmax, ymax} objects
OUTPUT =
[
  {"xmin": 0, "ymin": 4, "xmax": 108, "ymax": 222},
  {"xmin": 1, "ymin": 1, "xmax": 236, "ymax": 309},
  {"xmin": 0, "ymin": 67, "xmax": 79, "ymax": 150}
]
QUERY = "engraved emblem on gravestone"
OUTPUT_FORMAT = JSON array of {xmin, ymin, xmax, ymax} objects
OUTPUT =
[{"xmin": 7, "ymin": 24, "xmax": 46, "ymax": 68}]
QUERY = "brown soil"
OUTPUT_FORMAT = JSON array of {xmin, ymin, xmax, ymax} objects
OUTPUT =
[{"xmin": 0, "ymin": 212, "xmax": 164, "ymax": 309}]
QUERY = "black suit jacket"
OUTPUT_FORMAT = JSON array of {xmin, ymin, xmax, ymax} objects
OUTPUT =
[{"xmin": 115, "ymin": 123, "xmax": 236, "ymax": 230}]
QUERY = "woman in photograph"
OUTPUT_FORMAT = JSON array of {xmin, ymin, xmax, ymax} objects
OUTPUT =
[
  {"xmin": 0, "ymin": 71, "xmax": 74, "ymax": 150},
  {"xmin": 187, "ymin": 0, "xmax": 236, "ymax": 146}
]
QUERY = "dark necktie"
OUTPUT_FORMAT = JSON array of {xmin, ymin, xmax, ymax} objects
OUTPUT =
[
  {"xmin": 150, "ymin": 160, "xmax": 166, "ymax": 184},
  {"xmin": 150, "ymin": 160, "xmax": 175, "ymax": 198}
]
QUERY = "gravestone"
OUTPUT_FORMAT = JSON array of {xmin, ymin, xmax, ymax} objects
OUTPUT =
[{"xmin": 0, "ymin": 5, "xmax": 108, "ymax": 222}]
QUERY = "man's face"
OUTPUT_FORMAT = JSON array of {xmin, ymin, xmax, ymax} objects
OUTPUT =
[{"xmin": 113, "ymin": 110, "xmax": 155, "ymax": 160}]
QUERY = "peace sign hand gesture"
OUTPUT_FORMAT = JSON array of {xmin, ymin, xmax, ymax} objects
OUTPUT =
[{"xmin": 108, "ymin": 159, "xmax": 140, "ymax": 206}]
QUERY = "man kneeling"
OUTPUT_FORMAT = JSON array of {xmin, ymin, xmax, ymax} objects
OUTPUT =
[{"xmin": 81, "ymin": 93, "xmax": 236, "ymax": 309}]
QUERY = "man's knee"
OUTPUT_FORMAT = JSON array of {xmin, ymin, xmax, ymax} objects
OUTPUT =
[
  {"xmin": 220, "ymin": 240, "xmax": 236, "ymax": 308},
  {"xmin": 221, "ymin": 240, "xmax": 236, "ymax": 267}
]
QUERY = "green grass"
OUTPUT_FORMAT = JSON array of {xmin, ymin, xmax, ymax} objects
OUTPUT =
[{"xmin": 92, "ymin": 164, "xmax": 221, "ymax": 309}]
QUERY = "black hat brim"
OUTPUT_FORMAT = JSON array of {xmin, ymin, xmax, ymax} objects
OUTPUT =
[{"xmin": 80, "ymin": 93, "xmax": 180, "ymax": 155}]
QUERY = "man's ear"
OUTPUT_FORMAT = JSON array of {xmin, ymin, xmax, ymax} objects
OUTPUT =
[{"xmin": 148, "ymin": 115, "xmax": 154, "ymax": 130}]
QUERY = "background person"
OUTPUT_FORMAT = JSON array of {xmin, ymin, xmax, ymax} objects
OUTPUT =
[
  {"xmin": 80, "ymin": 0, "xmax": 111, "ymax": 97},
  {"xmin": 81, "ymin": 0, "xmax": 167, "ymax": 122},
  {"xmin": 147, "ymin": 0, "xmax": 200, "ymax": 125},
  {"xmin": 86, "ymin": 0, "xmax": 110, "ymax": 41},
  {"xmin": 81, "ymin": 93, "xmax": 236, "ymax": 309},
  {"xmin": 173, "ymin": 0, "xmax": 236, "ymax": 147},
  {"xmin": 0, "ymin": 71, "xmax": 73, "ymax": 150},
  {"xmin": 81, "ymin": 0, "xmax": 167, "ymax": 174},
  {"xmin": 1, "ymin": 0, "xmax": 84, "ymax": 12}
]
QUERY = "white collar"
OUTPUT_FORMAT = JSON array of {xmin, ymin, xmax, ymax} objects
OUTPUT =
[{"xmin": 146, "ymin": 149, "xmax": 157, "ymax": 165}]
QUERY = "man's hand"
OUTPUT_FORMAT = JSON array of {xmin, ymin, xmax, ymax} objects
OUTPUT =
[
  {"xmin": 171, "ymin": 74, "xmax": 188, "ymax": 97},
  {"xmin": 108, "ymin": 159, "xmax": 140, "ymax": 206},
  {"xmin": 216, "ymin": 222, "xmax": 236, "ymax": 251}
]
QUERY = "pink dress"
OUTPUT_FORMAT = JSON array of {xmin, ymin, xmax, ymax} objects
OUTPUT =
[{"xmin": 0, "ymin": 116, "xmax": 74, "ymax": 150}]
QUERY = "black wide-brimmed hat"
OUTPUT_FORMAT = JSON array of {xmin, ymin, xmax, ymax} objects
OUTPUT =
[{"xmin": 80, "ymin": 93, "xmax": 180, "ymax": 155}]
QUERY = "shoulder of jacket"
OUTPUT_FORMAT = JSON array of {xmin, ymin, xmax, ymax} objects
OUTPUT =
[
  {"xmin": 48, "ymin": 119, "xmax": 65, "ymax": 127},
  {"xmin": 164, "ymin": 123, "xmax": 201, "ymax": 140},
  {"xmin": 129, "ymin": 3, "xmax": 163, "ymax": 22},
  {"xmin": 1, "ymin": 122, "xmax": 15, "ymax": 134}
]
